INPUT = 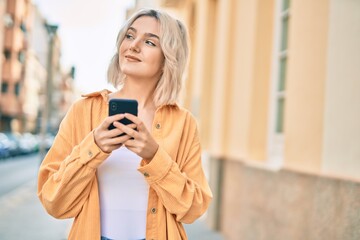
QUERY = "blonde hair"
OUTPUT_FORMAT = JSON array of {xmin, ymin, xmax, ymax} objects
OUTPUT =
[{"xmin": 107, "ymin": 8, "xmax": 190, "ymax": 106}]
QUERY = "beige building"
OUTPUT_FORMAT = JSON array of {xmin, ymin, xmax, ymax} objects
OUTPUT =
[
  {"xmin": 0, "ymin": 0, "xmax": 6, "ymax": 110},
  {"xmin": 0, "ymin": 0, "xmax": 32, "ymax": 132},
  {"xmin": 0, "ymin": 1, "xmax": 76, "ymax": 134},
  {"xmin": 130, "ymin": 0, "xmax": 360, "ymax": 239},
  {"xmin": 58, "ymin": 66, "xmax": 76, "ymax": 123},
  {"xmin": 22, "ymin": 48, "xmax": 46, "ymax": 132}
]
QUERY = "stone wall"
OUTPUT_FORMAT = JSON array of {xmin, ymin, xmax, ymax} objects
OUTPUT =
[{"xmin": 213, "ymin": 159, "xmax": 360, "ymax": 240}]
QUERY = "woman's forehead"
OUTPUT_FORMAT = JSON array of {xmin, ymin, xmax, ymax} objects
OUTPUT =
[{"xmin": 129, "ymin": 16, "xmax": 160, "ymax": 34}]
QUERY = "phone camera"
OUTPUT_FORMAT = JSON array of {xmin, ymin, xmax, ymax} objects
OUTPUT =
[{"xmin": 111, "ymin": 103, "xmax": 117, "ymax": 111}]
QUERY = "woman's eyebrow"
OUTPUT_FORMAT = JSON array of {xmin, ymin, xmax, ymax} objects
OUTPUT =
[
  {"xmin": 145, "ymin": 33, "xmax": 160, "ymax": 40},
  {"xmin": 128, "ymin": 27, "xmax": 137, "ymax": 33},
  {"xmin": 128, "ymin": 27, "xmax": 159, "ymax": 40}
]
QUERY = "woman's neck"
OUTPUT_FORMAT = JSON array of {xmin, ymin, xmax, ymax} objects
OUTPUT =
[{"xmin": 112, "ymin": 78, "xmax": 157, "ymax": 109}]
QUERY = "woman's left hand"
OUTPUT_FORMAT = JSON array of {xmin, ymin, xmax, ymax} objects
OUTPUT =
[{"xmin": 113, "ymin": 113, "xmax": 159, "ymax": 161}]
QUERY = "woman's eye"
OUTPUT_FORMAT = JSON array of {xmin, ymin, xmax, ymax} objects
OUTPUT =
[
  {"xmin": 125, "ymin": 33, "xmax": 134, "ymax": 39},
  {"xmin": 145, "ymin": 40, "xmax": 156, "ymax": 46}
]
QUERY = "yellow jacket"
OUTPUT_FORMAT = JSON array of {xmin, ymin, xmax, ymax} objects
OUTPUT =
[{"xmin": 37, "ymin": 90, "xmax": 213, "ymax": 240}]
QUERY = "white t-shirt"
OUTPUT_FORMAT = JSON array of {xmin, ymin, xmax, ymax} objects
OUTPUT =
[{"xmin": 97, "ymin": 146, "xmax": 149, "ymax": 240}]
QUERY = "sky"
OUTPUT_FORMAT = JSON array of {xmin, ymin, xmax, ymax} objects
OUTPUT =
[{"xmin": 32, "ymin": 0, "xmax": 135, "ymax": 94}]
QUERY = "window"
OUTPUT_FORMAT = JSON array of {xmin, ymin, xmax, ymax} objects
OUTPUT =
[
  {"xmin": 18, "ymin": 51, "xmax": 25, "ymax": 63},
  {"xmin": 15, "ymin": 82, "xmax": 20, "ymax": 96},
  {"xmin": 3, "ymin": 14, "xmax": 14, "ymax": 28},
  {"xmin": 20, "ymin": 22, "xmax": 27, "ymax": 33},
  {"xmin": 275, "ymin": 0, "xmax": 290, "ymax": 134},
  {"xmin": 4, "ymin": 49, "xmax": 11, "ymax": 60},
  {"xmin": 1, "ymin": 82, "xmax": 8, "ymax": 93},
  {"xmin": 268, "ymin": 0, "xmax": 291, "ymax": 166}
]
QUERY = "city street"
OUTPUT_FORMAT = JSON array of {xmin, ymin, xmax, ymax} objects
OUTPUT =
[
  {"xmin": 0, "ymin": 153, "xmax": 224, "ymax": 240},
  {"xmin": 0, "ymin": 153, "xmax": 71, "ymax": 239}
]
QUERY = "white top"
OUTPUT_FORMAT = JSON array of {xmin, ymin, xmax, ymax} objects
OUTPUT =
[{"xmin": 97, "ymin": 146, "xmax": 149, "ymax": 240}]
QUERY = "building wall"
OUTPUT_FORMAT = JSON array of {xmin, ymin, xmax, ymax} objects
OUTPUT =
[
  {"xmin": 247, "ymin": 0, "xmax": 274, "ymax": 162},
  {"xmin": 283, "ymin": 0, "xmax": 329, "ymax": 172},
  {"xmin": 207, "ymin": 0, "xmax": 233, "ymax": 158},
  {"xmin": 46, "ymin": 32, "xmax": 65, "ymax": 133},
  {"xmin": 195, "ymin": 0, "xmax": 217, "ymax": 149},
  {"xmin": 221, "ymin": 160, "xmax": 360, "ymax": 240},
  {"xmin": 23, "ymin": 3, "xmax": 47, "ymax": 133},
  {"xmin": 226, "ymin": 0, "xmax": 274, "ymax": 162},
  {"xmin": 0, "ymin": 0, "xmax": 6, "ymax": 98},
  {"xmin": 29, "ymin": 4, "xmax": 48, "ymax": 68},
  {"xmin": 0, "ymin": 0, "xmax": 31, "ymax": 132},
  {"xmin": 212, "ymin": 0, "xmax": 360, "ymax": 239},
  {"xmin": 0, "ymin": 1, "xmax": 75, "ymax": 134},
  {"xmin": 322, "ymin": 0, "xmax": 360, "ymax": 179},
  {"xmin": 128, "ymin": 0, "xmax": 360, "ymax": 239},
  {"xmin": 22, "ymin": 49, "xmax": 46, "ymax": 132}
]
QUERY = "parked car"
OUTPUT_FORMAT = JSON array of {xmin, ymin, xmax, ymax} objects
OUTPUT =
[
  {"xmin": 0, "ymin": 141, "xmax": 10, "ymax": 159},
  {"xmin": 18, "ymin": 132, "xmax": 40, "ymax": 155},
  {"xmin": 3, "ymin": 132, "xmax": 21, "ymax": 157},
  {"xmin": 0, "ymin": 133, "xmax": 14, "ymax": 158},
  {"xmin": 44, "ymin": 133, "xmax": 55, "ymax": 151}
]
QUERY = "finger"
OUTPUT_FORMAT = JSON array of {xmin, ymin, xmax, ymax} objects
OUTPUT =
[
  {"xmin": 124, "ymin": 123, "xmax": 137, "ymax": 130},
  {"xmin": 123, "ymin": 139, "xmax": 136, "ymax": 148},
  {"xmin": 104, "ymin": 143, "xmax": 122, "ymax": 153},
  {"xmin": 114, "ymin": 121, "xmax": 139, "ymax": 138},
  {"xmin": 112, "ymin": 122, "xmax": 137, "ymax": 132},
  {"xmin": 106, "ymin": 132, "xmax": 134, "ymax": 146},
  {"xmin": 124, "ymin": 113, "xmax": 148, "ymax": 132},
  {"xmin": 114, "ymin": 133, "xmax": 134, "ymax": 142},
  {"xmin": 104, "ymin": 114, "xmax": 125, "ymax": 129},
  {"xmin": 111, "ymin": 120, "xmax": 137, "ymax": 130},
  {"xmin": 124, "ymin": 113, "xmax": 141, "ymax": 125},
  {"xmin": 108, "ymin": 128, "xmax": 125, "ymax": 138},
  {"xmin": 123, "ymin": 141, "xmax": 138, "ymax": 154}
]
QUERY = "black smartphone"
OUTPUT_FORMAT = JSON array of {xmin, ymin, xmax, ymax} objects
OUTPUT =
[{"xmin": 108, "ymin": 98, "xmax": 138, "ymax": 136}]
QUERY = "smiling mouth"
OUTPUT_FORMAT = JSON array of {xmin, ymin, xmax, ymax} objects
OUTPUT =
[{"xmin": 125, "ymin": 55, "xmax": 141, "ymax": 62}]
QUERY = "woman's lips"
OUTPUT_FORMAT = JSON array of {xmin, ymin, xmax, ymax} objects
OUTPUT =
[{"xmin": 125, "ymin": 55, "xmax": 141, "ymax": 62}]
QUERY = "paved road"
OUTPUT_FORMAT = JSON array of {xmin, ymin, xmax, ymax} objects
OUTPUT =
[
  {"xmin": 0, "ymin": 154, "xmax": 71, "ymax": 239},
  {"xmin": 0, "ymin": 154, "xmax": 224, "ymax": 240},
  {"xmin": 0, "ymin": 153, "xmax": 40, "ymax": 197}
]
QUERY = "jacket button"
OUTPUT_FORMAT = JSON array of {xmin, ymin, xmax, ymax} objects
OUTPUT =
[
  {"xmin": 144, "ymin": 172, "xmax": 150, "ymax": 177},
  {"xmin": 155, "ymin": 123, "xmax": 161, "ymax": 129},
  {"xmin": 88, "ymin": 151, "xmax": 93, "ymax": 158},
  {"xmin": 151, "ymin": 207, "xmax": 157, "ymax": 214}
]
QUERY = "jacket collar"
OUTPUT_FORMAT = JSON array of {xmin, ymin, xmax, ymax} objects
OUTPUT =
[
  {"xmin": 81, "ymin": 89, "xmax": 112, "ymax": 102},
  {"xmin": 81, "ymin": 89, "xmax": 179, "ymax": 109}
]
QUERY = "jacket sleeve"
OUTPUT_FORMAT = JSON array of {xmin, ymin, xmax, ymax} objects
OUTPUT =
[
  {"xmin": 138, "ymin": 114, "xmax": 213, "ymax": 224},
  {"xmin": 37, "ymin": 101, "xmax": 109, "ymax": 219}
]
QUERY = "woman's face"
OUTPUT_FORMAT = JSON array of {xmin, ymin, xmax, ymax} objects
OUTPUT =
[{"xmin": 119, "ymin": 16, "xmax": 164, "ymax": 81}]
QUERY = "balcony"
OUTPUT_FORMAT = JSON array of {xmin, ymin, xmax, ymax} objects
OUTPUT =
[
  {"xmin": 4, "ymin": 27, "xmax": 24, "ymax": 52},
  {"xmin": 2, "ymin": 58, "xmax": 22, "ymax": 81},
  {"xmin": 0, "ymin": 93, "xmax": 21, "ymax": 116},
  {"xmin": 6, "ymin": 0, "xmax": 26, "ymax": 18}
]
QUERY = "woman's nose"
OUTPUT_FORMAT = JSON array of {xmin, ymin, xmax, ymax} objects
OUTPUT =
[{"xmin": 129, "ymin": 39, "xmax": 140, "ymax": 52}]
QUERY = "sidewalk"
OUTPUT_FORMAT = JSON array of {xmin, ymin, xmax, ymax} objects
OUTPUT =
[
  {"xmin": 0, "ymin": 179, "xmax": 224, "ymax": 240},
  {"xmin": 0, "ymin": 179, "xmax": 71, "ymax": 240},
  {"xmin": 185, "ymin": 220, "xmax": 224, "ymax": 240}
]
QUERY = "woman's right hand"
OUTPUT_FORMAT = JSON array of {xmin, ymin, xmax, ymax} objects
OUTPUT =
[{"xmin": 93, "ymin": 114, "xmax": 136, "ymax": 153}]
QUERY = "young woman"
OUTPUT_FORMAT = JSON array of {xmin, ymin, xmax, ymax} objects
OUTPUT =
[{"xmin": 37, "ymin": 8, "xmax": 212, "ymax": 240}]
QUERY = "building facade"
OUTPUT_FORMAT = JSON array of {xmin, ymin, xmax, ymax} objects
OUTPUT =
[
  {"xmin": 0, "ymin": 0, "xmax": 6, "ymax": 115},
  {"xmin": 0, "ymin": 0, "xmax": 31, "ymax": 132},
  {"xmin": 0, "ymin": 0, "xmax": 76, "ymax": 134},
  {"xmin": 129, "ymin": 0, "xmax": 360, "ymax": 239}
]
